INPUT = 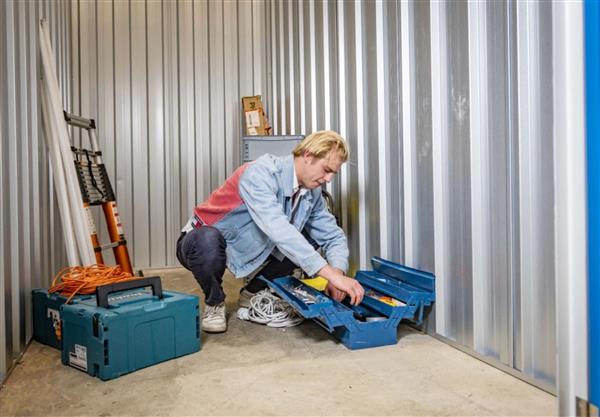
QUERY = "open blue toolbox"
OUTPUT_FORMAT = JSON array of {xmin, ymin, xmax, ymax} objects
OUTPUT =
[
  {"xmin": 263, "ymin": 256, "xmax": 435, "ymax": 349},
  {"xmin": 60, "ymin": 277, "xmax": 200, "ymax": 380}
]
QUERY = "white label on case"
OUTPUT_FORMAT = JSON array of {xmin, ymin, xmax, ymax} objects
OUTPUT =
[{"xmin": 69, "ymin": 344, "xmax": 88, "ymax": 371}]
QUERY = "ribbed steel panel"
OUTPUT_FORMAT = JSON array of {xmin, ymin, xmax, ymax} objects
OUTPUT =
[
  {"xmin": 515, "ymin": 0, "xmax": 556, "ymax": 385},
  {"xmin": 70, "ymin": 0, "xmax": 267, "ymax": 268},
  {"xmin": 264, "ymin": 0, "xmax": 558, "ymax": 390},
  {"xmin": 468, "ymin": 0, "xmax": 514, "ymax": 365},
  {"xmin": 0, "ymin": 0, "xmax": 71, "ymax": 384}
]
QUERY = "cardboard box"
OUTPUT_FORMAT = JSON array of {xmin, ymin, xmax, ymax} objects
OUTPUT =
[{"xmin": 242, "ymin": 95, "xmax": 271, "ymax": 136}]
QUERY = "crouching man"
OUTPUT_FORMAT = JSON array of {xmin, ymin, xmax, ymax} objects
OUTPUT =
[{"xmin": 176, "ymin": 130, "xmax": 365, "ymax": 332}]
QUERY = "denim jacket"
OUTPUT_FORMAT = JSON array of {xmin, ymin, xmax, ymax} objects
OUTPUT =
[{"xmin": 213, "ymin": 154, "xmax": 349, "ymax": 278}]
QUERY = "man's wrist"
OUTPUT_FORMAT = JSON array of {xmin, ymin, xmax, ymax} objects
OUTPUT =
[
  {"xmin": 317, "ymin": 265, "xmax": 342, "ymax": 284},
  {"xmin": 331, "ymin": 267, "xmax": 346, "ymax": 276}
]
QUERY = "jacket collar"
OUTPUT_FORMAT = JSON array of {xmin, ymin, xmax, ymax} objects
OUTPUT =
[{"xmin": 281, "ymin": 154, "xmax": 296, "ymax": 198}]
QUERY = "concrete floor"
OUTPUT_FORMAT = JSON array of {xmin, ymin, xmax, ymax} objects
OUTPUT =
[{"xmin": 1, "ymin": 268, "xmax": 556, "ymax": 416}]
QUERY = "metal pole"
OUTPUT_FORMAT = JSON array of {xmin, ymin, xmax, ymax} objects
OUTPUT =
[{"xmin": 39, "ymin": 81, "xmax": 79, "ymax": 266}]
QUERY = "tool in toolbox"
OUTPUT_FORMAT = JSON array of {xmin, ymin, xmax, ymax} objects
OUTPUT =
[
  {"xmin": 60, "ymin": 276, "xmax": 200, "ymax": 380},
  {"xmin": 64, "ymin": 111, "xmax": 133, "ymax": 274},
  {"xmin": 260, "ymin": 256, "xmax": 435, "ymax": 349}
]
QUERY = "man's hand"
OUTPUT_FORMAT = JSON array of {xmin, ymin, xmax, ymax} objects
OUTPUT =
[
  {"xmin": 317, "ymin": 265, "xmax": 365, "ymax": 305},
  {"xmin": 324, "ymin": 282, "xmax": 346, "ymax": 302}
]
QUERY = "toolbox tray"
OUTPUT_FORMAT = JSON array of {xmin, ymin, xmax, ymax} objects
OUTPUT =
[
  {"xmin": 262, "ymin": 257, "xmax": 435, "ymax": 349},
  {"xmin": 60, "ymin": 277, "xmax": 200, "ymax": 380}
]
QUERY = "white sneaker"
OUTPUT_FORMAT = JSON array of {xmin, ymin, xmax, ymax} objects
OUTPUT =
[{"xmin": 202, "ymin": 302, "xmax": 227, "ymax": 333}]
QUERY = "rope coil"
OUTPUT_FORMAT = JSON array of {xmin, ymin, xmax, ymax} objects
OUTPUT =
[{"xmin": 237, "ymin": 290, "xmax": 303, "ymax": 328}]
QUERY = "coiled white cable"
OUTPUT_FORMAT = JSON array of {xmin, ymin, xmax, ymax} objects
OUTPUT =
[{"xmin": 237, "ymin": 290, "xmax": 303, "ymax": 328}]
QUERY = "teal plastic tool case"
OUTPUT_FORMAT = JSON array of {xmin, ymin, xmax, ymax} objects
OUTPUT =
[
  {"xmin": 60, "ymin": 277, "xmax": 200, "ymax": 380},
  {"xmin": 263, "ymin": 257, "xmax": 435, "ymax": 349}
]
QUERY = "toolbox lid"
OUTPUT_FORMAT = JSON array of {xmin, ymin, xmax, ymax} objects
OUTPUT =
[{"xmin": 355, "ymin": 257, "xmax": 435, "ymax": 304}]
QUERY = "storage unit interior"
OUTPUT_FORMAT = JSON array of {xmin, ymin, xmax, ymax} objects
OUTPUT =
[{"xmin": 1, "ymin": 0, "xmax": 587, "ymax": 415}]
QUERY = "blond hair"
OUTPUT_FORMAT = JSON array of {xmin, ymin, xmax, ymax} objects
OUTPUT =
[{"xmin": 292, "ymin": 130, "xmax": 349, "ymax": 162}]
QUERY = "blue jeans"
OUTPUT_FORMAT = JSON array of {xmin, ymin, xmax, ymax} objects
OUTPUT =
[{"xmin": 176, "ymin": 226, "xmax": 297, "ymax": 306}]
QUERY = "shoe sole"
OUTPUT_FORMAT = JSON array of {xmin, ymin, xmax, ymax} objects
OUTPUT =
[
  {"xmin": 201, "ymin": 318, "xmax": 227, "ymax": 333},
  {"xmin": 202, "ymin": 328, "xmax": 227, "ymax": 333}
]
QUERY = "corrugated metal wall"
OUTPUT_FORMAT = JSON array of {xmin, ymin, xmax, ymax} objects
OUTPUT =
[
  {"xmin": 264, "ymin": 0, "xmax": 556, "ymax": 389},
  {"xmin": 70, "ymin": 0, "xmax": 267, "ymax": 269},
  {"xmin": 0, "ymin": 0, "xmax": 71, "ymax": 383},
  {"xmin": 0, "ymin": 0, "xmax": 561, "ymax": 391}
]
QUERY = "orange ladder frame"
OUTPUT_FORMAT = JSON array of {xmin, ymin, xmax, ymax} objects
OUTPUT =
[{"xmin": 64, "ymin": 112, "xmax": 133, "ymax": 274}]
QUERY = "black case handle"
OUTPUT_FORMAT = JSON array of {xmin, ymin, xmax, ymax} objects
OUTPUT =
[{"xmin": 96, "ymin": 276, "xmax": 163, "ymax": 308}]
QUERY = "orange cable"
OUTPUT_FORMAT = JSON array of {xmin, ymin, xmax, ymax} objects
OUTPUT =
[{"xmin": 48, "ymin": 264, "xmax": 138, "ymax": 304}]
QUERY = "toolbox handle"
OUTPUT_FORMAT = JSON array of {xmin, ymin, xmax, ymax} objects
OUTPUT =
[{"xmin": 96, "ymin": 276, "xmax": 163, "ymax": 308}]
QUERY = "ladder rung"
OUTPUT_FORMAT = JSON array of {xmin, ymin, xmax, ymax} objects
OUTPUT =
[
  {"xmin": 64, "ymin": 111, "xmax": 96, "ymax": 130},
  {"xmin": 95, "ymin": 240, "xmax": 127, "ymax": 252},
  {"xmin": 71, "ymin": 147, "xmax": 102, "ymax": 157}
]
